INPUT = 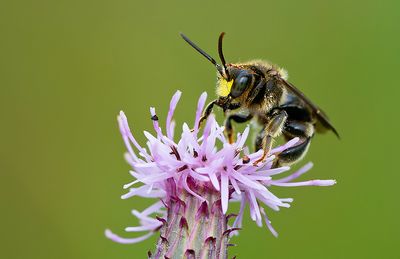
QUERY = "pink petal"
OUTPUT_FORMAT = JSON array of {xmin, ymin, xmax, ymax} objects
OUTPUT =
[
  {"xmin": 220, "ymin": 172, "xmax": 229, "ymax": 214},
  {"xmin": 273, "ymin": 162, "xmax": 313, "ymax": 183},
  {"xmin": 270, "ymin": 137, "xmax": 299, "ymax": 154},
  {"xmin": 182, "ymin": 172, "xmax": 206, "ymax": 202},
  {"xmin": 105, "ymin": 229, "xmax": 153, "ymax": 244},
  {"xmin": 272, "ymin": 179, "xmax": 336, "ymax": 187},
  {"xmin": 166, "ymin": 91, "xmax": 182, "ymax": 139},
  {"xmin": 260, "ymin": 207, "xmax": 278, "ymax": 237},
  {"xmin": 150, "ymin": 107, "xmax": 163, "ymax": 138},
  {"xmin": 193, "ymin": 92, "xmax": 207, "ymax": 133}
]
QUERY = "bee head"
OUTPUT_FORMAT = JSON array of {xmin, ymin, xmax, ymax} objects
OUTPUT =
[
  {"xmin": 217, "ymin": 66, "xmax": 255, "ymax": 98},
  {"xmin": 180, "ymin": 32, "xmax": 254, "ymax": 99}
]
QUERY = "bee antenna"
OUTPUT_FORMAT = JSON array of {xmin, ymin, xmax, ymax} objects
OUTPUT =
[
  {"xmin": 218, "ymin": 32, "xmax": 230, "ymax": 80},
  {"xmin": 180, "ymin": 33, "xmax": 226, "ymax": 79}
]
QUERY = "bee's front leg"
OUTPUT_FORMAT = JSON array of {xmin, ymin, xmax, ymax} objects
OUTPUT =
[
  {"xmin": 224, "ymin": 113, "xmax": 253, "ymax": 144},
  {"xmin": 195, "ymin": 99, "xmax": 218, "ymax": 130},
  {"xmin": 253, "ymin": 110, "xmax": 288, "ymax": 165}
]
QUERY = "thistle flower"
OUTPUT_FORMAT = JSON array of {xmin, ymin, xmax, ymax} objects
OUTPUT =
[{"xmin": 106, "ymin": 91, "xmax": 336, "ymax": 258}]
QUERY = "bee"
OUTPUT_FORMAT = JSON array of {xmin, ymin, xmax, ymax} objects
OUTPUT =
[{"xmin": 180, "ymin": 33, "xmax": 339, "ymax": 166}]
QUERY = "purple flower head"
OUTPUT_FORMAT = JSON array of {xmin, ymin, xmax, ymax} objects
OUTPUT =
[{"xmin": 106, "ymin": 91, "xmax": 336, "ymax": 244}]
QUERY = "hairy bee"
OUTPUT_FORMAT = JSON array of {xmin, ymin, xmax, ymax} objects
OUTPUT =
[{"xmin": 180, "ymin": 33, "xmax": 339, "ymax": 166}]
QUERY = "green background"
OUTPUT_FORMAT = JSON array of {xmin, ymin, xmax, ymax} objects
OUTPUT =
[{"xmin": 1, "ymin": 0, "xmax": 399, "ymax": 258}]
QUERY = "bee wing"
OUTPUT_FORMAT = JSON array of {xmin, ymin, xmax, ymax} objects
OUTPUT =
[{"xmin": 278, "ymin": 78, "xmax": 340, "ymax": 138}]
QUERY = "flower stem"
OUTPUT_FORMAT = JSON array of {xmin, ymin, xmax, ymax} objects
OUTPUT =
[{"xmin": 151, "ymin": 185, "xmax": 229, "ymax": 259}]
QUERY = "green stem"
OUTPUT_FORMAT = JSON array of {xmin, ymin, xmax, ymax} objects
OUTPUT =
[{"xmin": 151, "ymin": 187, "xmax": 229, "ymax": 259}]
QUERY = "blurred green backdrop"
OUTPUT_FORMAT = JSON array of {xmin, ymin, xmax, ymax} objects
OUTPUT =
[{"xmin": 1, "ymin": 0, "xmax": 399, "ymax": 258}]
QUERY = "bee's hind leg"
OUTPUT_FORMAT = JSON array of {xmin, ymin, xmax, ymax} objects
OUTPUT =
[
  {"xmin": 253, "ymin": 110, "xmax": 288, "ymax": 165},
  {"xmin": 273, "ymin": 120, "xmax": 314, "ymax": 167},
  {"xmin": 225, "ymin": 113, "xmax": 253, "ymax": 144}
]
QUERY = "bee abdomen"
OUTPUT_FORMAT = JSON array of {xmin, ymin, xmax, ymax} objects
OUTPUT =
[
  {"xmin": 275, "ymin": 137, "xmax": 311, "ymax": 167},
  {"xmin": 280, "ymin": 102, "xmax": 313, "ymax": 122},
  {"xmin": 284, "ymin": 120, "xmax": 314, "ymax": 138}
]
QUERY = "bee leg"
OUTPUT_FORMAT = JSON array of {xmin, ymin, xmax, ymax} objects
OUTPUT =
[
  {"xmin": 273, "ymin": 120, "xmax": 314, "ymax": 167},
  {"xmin": 253, "ymin": 110, "xmax": 288, "ymax": 165},
  {"xmin": 225, "ymin": 113, "xmax": 253, "ymax": 144},
  {"xmin": 254, "ymin": 127, "xmax": 265, "ymax": 152},
  {"xmin": 194, "ymin": 100, "xmax": 241, "ymax": 132},
  {"xmin": 224, "ymin": 102, "xmax": 241, "ymax": 111},
  {"xmin": 195, "ymin": 100, "xmax": 218, "ymax": 130}
]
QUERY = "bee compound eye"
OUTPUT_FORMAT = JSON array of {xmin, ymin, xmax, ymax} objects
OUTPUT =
[
  {"xmin": 231, "ymin": 74, "xmax": 251, "ymax": 98},
  {"xmin": 238, "ymin": 76, "xmax": 249, "ymax": 86}
]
